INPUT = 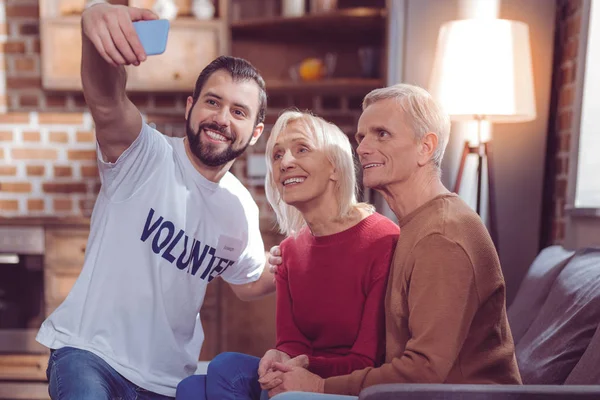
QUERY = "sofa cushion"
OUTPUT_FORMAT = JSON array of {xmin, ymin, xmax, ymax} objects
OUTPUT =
[
  {"xmin": 515, "ymin": 248, "xmax": 600, "ymax": 384},
  {"xmin": 508, "ymin": 245, "xmax": 575, "ymax": 344},
  {"xmin": 358, "ymin": 383, "xmax": 600, "ymax": 399},
  {"xmin": 565, "ymin": 323, "xmax": 600, "ymax": 384}
]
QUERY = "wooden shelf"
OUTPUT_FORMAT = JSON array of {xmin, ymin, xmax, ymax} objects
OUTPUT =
[
  {"xmin": 0, "ymin": 354, "xmax": 48, "ymax": 381},
  {"xmin": 231, "ymin": 8, "xmax": 386, "ymax": 42},
  {"xmin": 39, "ymin": 0, "xmax": 227, "ymax": 19},
  {"xmin": 39, "ymin": 16, "xmax": 226, "ymax": 92},
  {"xmin": 40, "ymin": 15, "xmax": 224, "ymax": 28},
  {"xmin": 265, "ymin": 78, "xmax": 383, "ymax": 94}
]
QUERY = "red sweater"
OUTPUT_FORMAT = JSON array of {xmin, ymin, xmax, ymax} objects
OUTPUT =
[{"xmin": 275, "ymin": 212, "xmax": 399, "ymax": 378}]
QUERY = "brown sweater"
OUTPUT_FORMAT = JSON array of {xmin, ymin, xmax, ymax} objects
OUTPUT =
[{"xmin": 324, "ymin": 194, "xmax": 522, "ymax": 395}]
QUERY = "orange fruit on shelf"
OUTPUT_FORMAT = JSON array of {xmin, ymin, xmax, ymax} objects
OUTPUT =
[{"xmin": 299, "ymin": 58, "xmax": 326, "ymax": 81}]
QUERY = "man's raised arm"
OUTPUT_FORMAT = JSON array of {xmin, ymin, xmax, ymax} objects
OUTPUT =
[{"xmin": 81, "ymin": 3, "xmax": 157, "ymax": 162}]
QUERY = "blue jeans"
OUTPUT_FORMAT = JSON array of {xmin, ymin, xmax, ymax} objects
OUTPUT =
[
  {"xmin": 175, "ymin": 352, "xmax": 356, "ymax": 400},
  {"xmin": 176, "ymin": 352, "xmax": 268, "ymax": 400},
  {"xmin": 46, "ymin": 346, "xmax": 174, "ymax": 400},
  {"xmin": 272, "ymin": 394, "xmax": 357, "ymax": 399}
]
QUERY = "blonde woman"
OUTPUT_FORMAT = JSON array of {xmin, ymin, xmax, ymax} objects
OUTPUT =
[{"xmin": 176, "ymin": 110, "xmax": 399, "ymax": 400}]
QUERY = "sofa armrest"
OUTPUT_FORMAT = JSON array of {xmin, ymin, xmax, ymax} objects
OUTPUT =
[{"xmin": 358, "ymin": 384, "xmax": 600, "ymax": 400}]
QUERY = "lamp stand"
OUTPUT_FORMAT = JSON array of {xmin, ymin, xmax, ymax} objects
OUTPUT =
[{"xmin": 453, "ymin": 117, "xmax": 499, "ymax": 251}]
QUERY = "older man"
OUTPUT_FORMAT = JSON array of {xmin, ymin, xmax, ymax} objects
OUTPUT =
[{"xmin": 264, "ymin": 83, "xmax": 522, "ymax": 399}]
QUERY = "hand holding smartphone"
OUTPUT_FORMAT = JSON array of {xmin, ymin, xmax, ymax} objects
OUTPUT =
[{"xmin": 133, "ymin": 19, "xmax": 170, "ymax": 57}]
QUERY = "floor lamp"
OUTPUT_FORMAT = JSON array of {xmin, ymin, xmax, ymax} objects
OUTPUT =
[{"xmin": 429, "ymin": 19, "xmax": 537, "ymax": 251}]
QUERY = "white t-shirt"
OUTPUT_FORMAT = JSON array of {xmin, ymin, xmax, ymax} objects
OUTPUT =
[{"xmin": 36, "ymin": 123, "xmax": 266, "ymax": 396}]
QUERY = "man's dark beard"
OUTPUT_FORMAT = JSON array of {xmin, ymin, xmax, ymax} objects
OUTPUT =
[{"xmin": 186, "ymin": 120, "xmax": 252, "ymax": 167}]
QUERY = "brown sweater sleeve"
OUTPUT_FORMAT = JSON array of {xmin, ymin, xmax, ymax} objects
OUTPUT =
[{"xmin": 324, "ymin": 234, "xmax": 481, "ymax": 395}]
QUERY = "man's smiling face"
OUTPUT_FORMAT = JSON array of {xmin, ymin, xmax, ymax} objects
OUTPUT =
[
  {"xmin": 355, "ymin": 98, "xmax": 421, "ymax": 190},
  {"xmin": 185, "ymin": 70, "xmax": 263, "ymax": 167}
]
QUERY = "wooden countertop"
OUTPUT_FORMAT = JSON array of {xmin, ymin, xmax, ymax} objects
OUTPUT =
[{"xmin": 0, "ymin": 216, "xmax": 90, "ymax": 228}]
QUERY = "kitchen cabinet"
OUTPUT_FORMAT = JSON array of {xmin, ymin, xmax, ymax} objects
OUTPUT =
[
  {"xmin": 126, "ymin": 19, "xmax": 226, "ymax": 92},
  {"xmin": 39, "ymin": 18, "xmax": 83, "ymax": 92},
  {"xmin": 0, "ymin": 355, "xmax": 48, "ymax": 382},
  {"xmin": 38, "ymin": 0, "xmax": 229, "ymax": 92},
  {"xmin": 0, "ymin": 352, "xmax": 48, "ymax": 399},
  {"xmin": 0, "ymin": 382, "xmax": 49, "ymax": 400}
]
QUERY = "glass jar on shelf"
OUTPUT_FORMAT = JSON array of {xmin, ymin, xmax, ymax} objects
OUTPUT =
[
  {"xmin": 282, "ymin": 0, "xmax": 305, "ymax": 17},
  {"xmin": 310, "ymin": 0, "xmax": 337, "ymax": 13}
]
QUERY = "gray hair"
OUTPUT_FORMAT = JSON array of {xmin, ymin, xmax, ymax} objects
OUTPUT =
[{"xmin": 362, "ymin": 83, "xmax": 451, "ymax": 168}]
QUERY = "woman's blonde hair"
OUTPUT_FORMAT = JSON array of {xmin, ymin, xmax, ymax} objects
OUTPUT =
[{"xmin": 265, "ymin": 110, "xmax": 373, "ymax": 237}]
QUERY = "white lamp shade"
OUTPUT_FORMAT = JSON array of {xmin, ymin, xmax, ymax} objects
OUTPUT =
[{"xmin": 429, "ymin": 19, "xmax": 537, "ymax": 122}]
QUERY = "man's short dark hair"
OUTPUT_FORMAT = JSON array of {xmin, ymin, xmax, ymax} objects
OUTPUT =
[{"xmin": 192, "ymin": 56, "xmax": 267, "ymax": 126}]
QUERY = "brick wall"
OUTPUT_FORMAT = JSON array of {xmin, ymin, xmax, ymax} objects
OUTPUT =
[
  {"xmin": 543, "ymin": 0, "xmax": 583, "ymax": 245},
  {"xmin": 0, "ymin": 0, "xmax": 187, "ymax": 216},
  {"xmin": 0, "ymin": 0, "xmax": 363, "ymax": 219},
  {"xmin": 0, "ymin": 112, "xmax": 100, "ymax": 215}
]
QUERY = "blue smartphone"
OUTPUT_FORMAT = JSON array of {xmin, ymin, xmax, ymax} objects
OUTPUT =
[{"xmin": 133, "ymin": 19, "xmax": 170, "ymax": 56}]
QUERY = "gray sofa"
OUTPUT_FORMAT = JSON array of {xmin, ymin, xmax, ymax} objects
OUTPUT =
[
  {"xmin": 359, "ymin": 384, "xmax": 600, "ymax": 399},
  {"xmin": 359, "ymin": 245, "xmax": 600, "ymax": 399}
]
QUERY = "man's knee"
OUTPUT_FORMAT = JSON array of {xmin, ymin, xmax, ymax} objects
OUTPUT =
[
  {"xmin": 272, "ymin": 393, "xmax": 357, "ymax": 400},
  {"xmin": 47, "ymin": 347, "xmax": 113, "ymax": 400},
  {"xmin": 207, "ymin": 352, "xmax": 247, "ymax": 377},
  {"xmin": 176, "ymin": 375, "xmax": 206, "ymax": 399},
  {"xmin": 272, "ymin": 393, "xmax": 311, "ymax": 400},
  {"xmin": 205, "ymin": 352, "xmax": 261, "ymax": 397}
]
